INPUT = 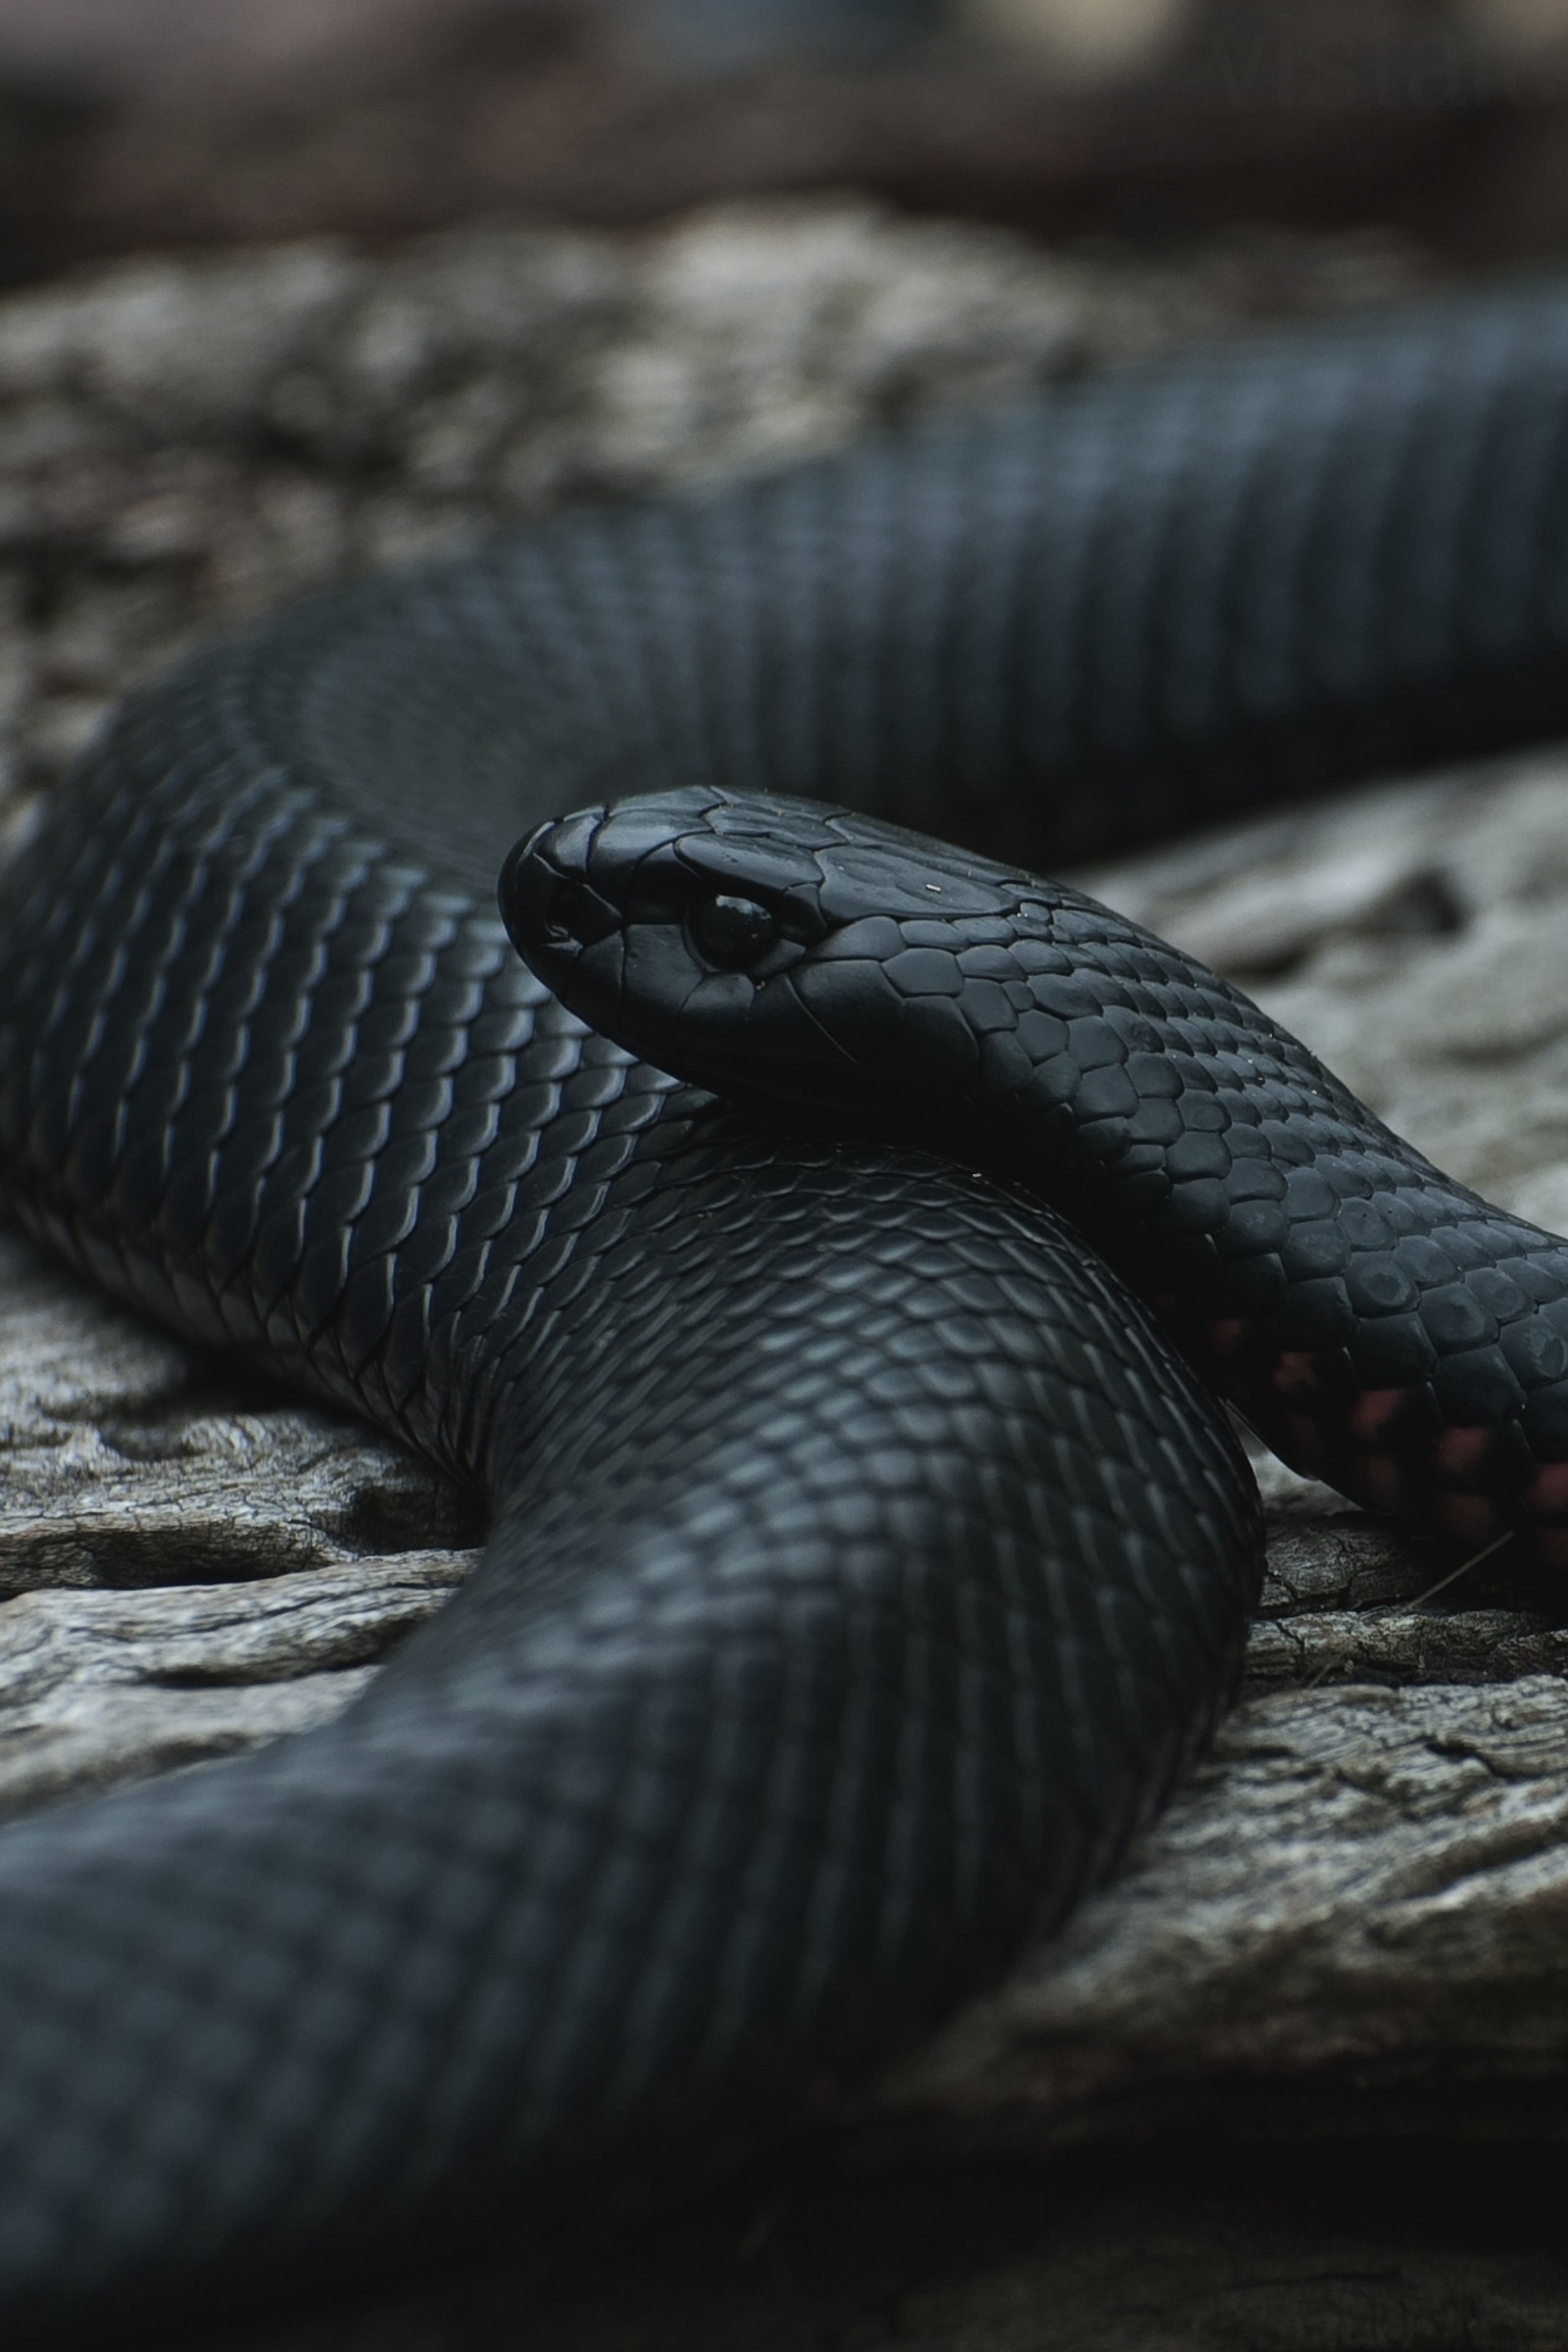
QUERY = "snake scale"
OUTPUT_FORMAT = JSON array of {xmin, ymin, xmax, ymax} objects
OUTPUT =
[{"xmin": 2, "ymin": 273, "xmax": 1568, "ymax": 2336}]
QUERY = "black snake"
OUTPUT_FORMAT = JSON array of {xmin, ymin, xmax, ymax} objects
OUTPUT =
[{"xmin": 2, "ymin": 274, "xmax": 1568, "ymax": 2338}]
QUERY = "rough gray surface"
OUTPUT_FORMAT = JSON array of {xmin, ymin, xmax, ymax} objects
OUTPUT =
[
  {"xmin": 0, "ymin": 199, "xmax": 1428, "ymax": 816},
  {"xmin": 2, "ymin": 205, "xmax": 1566, "ymax": 2346}
]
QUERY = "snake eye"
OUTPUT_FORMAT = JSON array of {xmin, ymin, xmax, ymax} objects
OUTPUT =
[{"xmin": 687, "ymin": 893, "xmax": 777, "ymax": 971}]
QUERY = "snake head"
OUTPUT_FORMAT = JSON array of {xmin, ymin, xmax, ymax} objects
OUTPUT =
[{"xmin": 500, "ymin": 785, "xmax": 1032, "ymax": 1120}]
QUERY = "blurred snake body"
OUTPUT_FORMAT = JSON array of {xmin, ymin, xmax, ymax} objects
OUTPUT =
[{"xmin": 3, "ymin": 276, "xmax": 1568, "ymax": 2331}]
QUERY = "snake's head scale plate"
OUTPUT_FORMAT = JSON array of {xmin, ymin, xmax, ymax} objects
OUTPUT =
[{"xmin": 500, "ymin": 785, "xmax": 1039, "ymax": 1124}]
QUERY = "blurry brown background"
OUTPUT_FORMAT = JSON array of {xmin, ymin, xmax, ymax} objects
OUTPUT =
[{"xmin": 3, "ymin": 0, "xmax": 1568, "ymax": 287}]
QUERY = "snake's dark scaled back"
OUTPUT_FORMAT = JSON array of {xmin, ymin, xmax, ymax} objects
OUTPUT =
[{"xmin": 1, "ymin": 278, "xmax": 1568, "ymax": 2332}]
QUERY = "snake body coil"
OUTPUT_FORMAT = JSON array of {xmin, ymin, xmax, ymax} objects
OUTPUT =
[{"xmin": 2, "ymin": 277, "xmax": 1568, "ymax": 2333}]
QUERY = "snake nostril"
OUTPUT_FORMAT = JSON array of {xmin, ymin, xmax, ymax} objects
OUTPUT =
[{"xmin": 545, "ymin": 879, "xmax": 598, "ymax": 948}]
